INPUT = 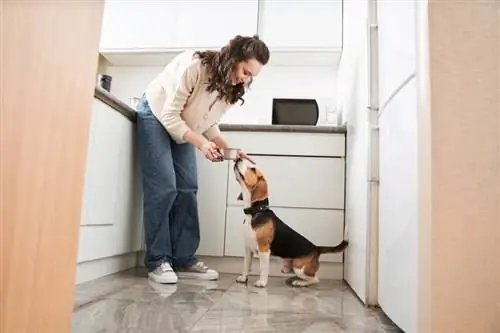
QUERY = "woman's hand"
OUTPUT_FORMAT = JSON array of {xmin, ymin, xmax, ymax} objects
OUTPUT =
[
  {"xmin": 200, "ymin": 141, "xmax": 222, "ymax": 162},
  {"xmin": 238, "ymin": 151, "xmax": 255, "ymax": 164},
  {"xmin": 208, "ymin": 135, "xmax": 254, "ymax": 163}
]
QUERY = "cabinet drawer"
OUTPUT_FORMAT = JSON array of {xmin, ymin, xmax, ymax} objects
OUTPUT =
[
  {"xmin": 223, "ymin": 131, "xmax": 345, "ymax": 157},
  {"xmin": 224, "ymin": 206, "xmax": 345, "ymax": 263},
  {"xmin": 227, "ymin": 155, "xmax": 345, "ymax": 210}
]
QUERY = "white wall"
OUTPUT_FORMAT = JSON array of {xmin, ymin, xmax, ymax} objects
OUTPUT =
[
  {"xmin": 103, "ymin": 64, "xmax": 337, "ymax": 125},
  {"xmin": 337, "ymin": 0, "xmax": 371, "ymax": 303}
]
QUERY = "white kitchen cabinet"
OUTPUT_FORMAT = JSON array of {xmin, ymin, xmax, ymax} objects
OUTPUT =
[
  {"xmin": 99, "ymin": 1, "xmax": 177, "ymax": 50},
  {"xmin": 175, "ymin": 1, "xmax": 258, "ymax": 48},
  {"xmin": 99, "ymin": 0, "xmax": 258, "ymax": 51},
  {"xmin": 221, "ymin": 129, "xmax": 346, "ymax": 264},
  {"xmin": 227, "ymin": 155, "xmax": 345, "ymax": 210},
  {"xmin": 192, "ymin": 130, "xmax": 346, "ymax": 261},
  {"xmin": 99, "ymin": 0, "xmax": 343, "ymax": 66},
  {"xmin": 195, "ymin": 154, "xmax": 230, "ymax": 256},
  {"xmin": 78, "ymin": 99, "xmax": 143, "ymax": 262},
  {"xmin": 259, "ymin": 0, "xmax": 343, "ymax": 49},
  {"xmin": 82, "ymin": 99, "xmax": 127, "ymax": 226},
  {"xmin": 224, "ymin": 206, "xmax": 345, "ymax": 263}
]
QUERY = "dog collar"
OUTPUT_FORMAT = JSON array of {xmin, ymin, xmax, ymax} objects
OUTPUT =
[{"xmin": 243, "ymin": 199, "xmax": 270, "ymax": 216}]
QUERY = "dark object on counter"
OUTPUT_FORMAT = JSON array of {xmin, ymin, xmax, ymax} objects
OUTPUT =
[
  {"xmin": 272, "ymin": 98, "xmax": 319, "ymax": 126},
  {"xmin": 97, "ymin": 74, "xmax": 112, "ymax": 92}
]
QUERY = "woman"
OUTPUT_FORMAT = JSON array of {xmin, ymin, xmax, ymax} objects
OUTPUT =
[{"xmin": 137, "ymin": 35, "xmax": 270, "ymax": 284}]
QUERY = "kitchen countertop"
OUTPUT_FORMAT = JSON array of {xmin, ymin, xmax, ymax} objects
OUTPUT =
[
  {"xmin": 94, "ymin": 87, "xmax": 346, "ymax": 134},
  {"xmin": 95, "ymin": 86, "xmax": 137, "ymax": 122},
  {"xmin": 218, "ymin": 123, "xmax": 346, "ymax": 134}
]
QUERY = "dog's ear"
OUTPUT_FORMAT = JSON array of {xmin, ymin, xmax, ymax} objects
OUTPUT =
[
  {"xmin": 243, "ymin": 169, "xmax": 258, "ymax": 189},
  {"xmin": 237, "ymin": 192, "xmax": 243, "ymax": 201}
]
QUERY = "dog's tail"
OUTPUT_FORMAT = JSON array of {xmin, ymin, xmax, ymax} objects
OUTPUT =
[{"xmin": 317, "ymin": 240, "xmax": 348, "ymax": 254}]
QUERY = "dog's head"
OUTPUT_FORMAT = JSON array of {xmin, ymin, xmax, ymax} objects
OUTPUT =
[{"xmin": 233, "ymin": 157, "xmax": 268, "ymax": 203}]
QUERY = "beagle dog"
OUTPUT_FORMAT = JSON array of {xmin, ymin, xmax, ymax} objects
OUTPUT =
[{"xmin": 232, "ymin": 157, "xmax": 348, "ymax": 288}]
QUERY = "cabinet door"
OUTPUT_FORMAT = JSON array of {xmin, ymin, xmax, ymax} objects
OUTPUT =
[
  {"xmin": 196, "ymin": 154, "xmax": 229, "ymax": 256},
  {"xmin": 224, "ymin": 206, "xmax": 345, "ymax": 263},
  {"xmin": 78, "ymin": 100, "xmax": 143, "ymax": 263},
  {"xmin": 175, "ymin": 0, "xmax": 258, "ymax": 48},
  {"xmin": 227, "ymin": 155, "xmax": 345, "ymax": 210},
  {"xmin": 99, "ymin": 1, "xmax": 177, "ymax": 50},
  {"xmin": 259, "ymin": 0, "xmax": 343, "ymax": 49}
]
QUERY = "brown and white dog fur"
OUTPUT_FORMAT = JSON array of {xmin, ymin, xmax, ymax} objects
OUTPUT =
[{"xmin": 232, "ymin": 157, "xmax": 348, "ymax": 288}]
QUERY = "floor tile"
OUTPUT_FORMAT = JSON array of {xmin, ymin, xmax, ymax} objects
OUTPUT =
[{"xmin": 73, "ymin": 269, "xmax": 401, "ymax": 333}]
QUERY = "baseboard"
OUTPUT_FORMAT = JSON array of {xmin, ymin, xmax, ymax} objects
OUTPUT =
[
  {"xmin": 135, "ymin": 252, "xmax": 344, "ymax": 280},
  {"xmin": 75, "ymin": 252, "xmax": 139, "ymax": 284}
]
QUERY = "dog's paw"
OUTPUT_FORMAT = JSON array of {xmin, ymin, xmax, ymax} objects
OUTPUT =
[
  {"xmin": 290, "ymin": 279, "xmax": 309, "ymax": 287},
  {"xmin": 254, "ymin": 279, "xmax": 268, "ymax": 288},
  {"xmin": 236, "ymin": 275, "xmax": 248, "ymax": 284},
  {"xmin": 281, "ymin": 266, "xmax": 293, "ymax": 274},
  {"xmin": 290, "ymin": 278, "xmax": 319, "ymax": 287}
]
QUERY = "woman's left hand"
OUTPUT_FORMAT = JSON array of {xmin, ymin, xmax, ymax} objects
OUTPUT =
[{"xmin": 238, "ymin": 151, "xmax": 255, "ymax": 164}]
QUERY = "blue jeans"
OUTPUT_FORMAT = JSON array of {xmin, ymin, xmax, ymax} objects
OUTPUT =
[{"xmin": 136, "ymin": 95, "xmax": 199, "ymax": 272}]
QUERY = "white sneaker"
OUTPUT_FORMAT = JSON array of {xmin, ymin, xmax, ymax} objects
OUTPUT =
[
  {"xmin": 148, "ymin": 262, "xmax": 178, "ymax": 284},
  {"xmin": 175, "ymin": 261, "xmax": 219, "ymax": 281}
]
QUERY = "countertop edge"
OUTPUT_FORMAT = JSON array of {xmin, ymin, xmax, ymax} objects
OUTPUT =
[
  {"xmin": 94, "ymin": 87, "xmax": 137, "ymax": 122},
  {"xmin": 219, "ymin": 124, "xmax": 346, "ymax": 134},
  {"xmin": 93, "ymin": 87, "xmax": 346, "ymax": 134}
]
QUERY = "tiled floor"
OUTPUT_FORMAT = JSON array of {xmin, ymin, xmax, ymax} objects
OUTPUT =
[{"xmin": 73, "ymin": 268, "xmax": 401, "ymax": 333}]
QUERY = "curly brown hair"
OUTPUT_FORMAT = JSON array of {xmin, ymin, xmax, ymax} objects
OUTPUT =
[{"xmin": 194, "ymin": 35, "xmax": 270, "ymax": 105}]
